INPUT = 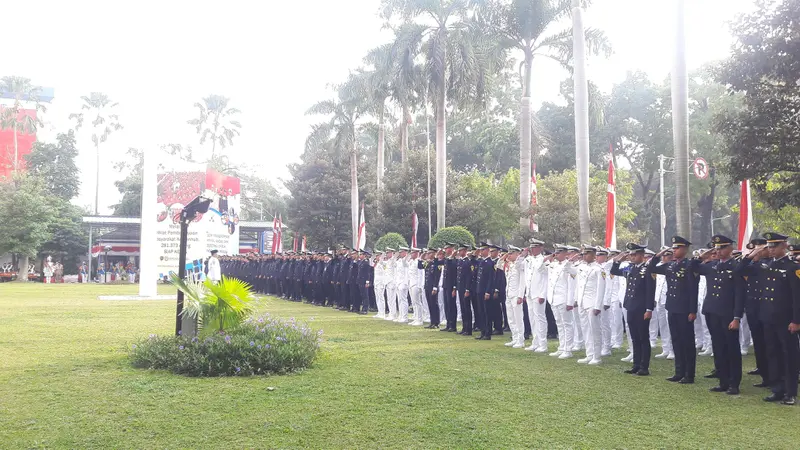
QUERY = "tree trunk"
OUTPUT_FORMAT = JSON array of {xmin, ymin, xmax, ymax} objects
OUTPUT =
[
  {"xmin": 95, "ymin": 141, "xmax": 101, "ymax": 215},
  {"xmin": 672, "ymin": 0, "xmax": 691, "ymax": 238},
  {"xmin": 519, "ymin": 57, "xmax": 533, "ymax": 231},
  {"xmin": 376, "ymin": 105, "xmax": 385, "ymax": 212},
  {"xmin": 350, "ymin": 142, "xmax": 360, "ymax": 248},
  {"xmin": 17, "ymin": 254, "xmax": 29, "ymax": 282},
  {"xmin": 435, "ymin": 28, "xmax": 447, "ymax": 231},
  {"xmin": 572, "ymin": 0, "xmax": 592, "ymax": 244},
  {"xmin": 401, "ymin": 104, "xmax": 410, "ymax": 165}
]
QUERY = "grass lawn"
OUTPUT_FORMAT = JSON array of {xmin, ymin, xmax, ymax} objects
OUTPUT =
[{"xmin": 1, "ymin": 283, "xmax": 797, "ymax": 449}]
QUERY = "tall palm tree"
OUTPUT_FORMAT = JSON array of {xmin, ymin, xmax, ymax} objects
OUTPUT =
[
  {"xmin": 353, "ymin": 65, "xmax": 391, "ymax": 202},
  {"xmin": 482, "ymin": 0, "xmax": 609, "ymax": 233},
  {"xmin": 306, "ymin": 77, "xmax": 366, "ymax": 247},
  {"xmin": 187, "ymin": 95, "xmax": 242, "ymax": 160},
  {"xmin": 381, "ymin": 0, "xmax": 501, "ymax": 230},
  {"xmin": 0, "ymin": 76, "xmax": 45, "ymax": 175},
  {"xmin": 672, "ymin": 0, "xmax": 691, "ymax": 237},
  {"xmin": 69, "ymin": 92, "xmax": 122, "ymax": 215},
  {"xmin": 571, "ymin": 0, "xmax": 592, "ymax": 243}
]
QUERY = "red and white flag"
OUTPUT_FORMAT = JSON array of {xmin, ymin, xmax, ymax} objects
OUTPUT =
[
  {"xmin": 737, "ymin": 180, "xmax": 753, "ymax": 250},
  {"xmin": 605, "ymin": 150, "xmax": 617, "ymax": 249},
  {"xmin": 292, "ymin": 232, "xmax": 298, "ymax": 253},
  {"xmin": 271, "ymin": 216, "xmax": 279, "ymax": 254},
  {"xmin": 301, "ymin": 235, "xmax": 307, "ymax": 252},
  {"xmin": 529, "ymin": 163, "xmax": 539, "ymax": 232},
  {"xmin": 411, "ymin": 210, "xmax": 418, "ymax": 248},
  {"xmin": 277, "ymin": 215, "xmax": 283, "ymax": 253},
  {"xmin": 356, "ymin": 202, "xmax": 367, "ymax": 251}
]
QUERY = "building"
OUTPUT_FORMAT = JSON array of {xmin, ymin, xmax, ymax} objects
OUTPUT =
[{"xmin": 0, "ymin": 87, "xmax": 55, "ymax": 178}]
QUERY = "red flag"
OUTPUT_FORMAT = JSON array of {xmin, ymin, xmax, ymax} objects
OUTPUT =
[
  {"xmin": 737, "ymin": 180, "xmax": 753, "ymax": 250},
  {"xmin": 301, "ymin": 235, "xmax": 307, "ymax": 252},
  {"xmin": 411, "ymin": 210, "xmax": 418, "ymax": 248},
  {"xmin": 605, "ymin": 148, "xmax": 617, "ymax": 249},
  {"xmin": 529, "ymin": 163, "xmax": 539, "ymax": 232},
  {"xmin": 293, "ymin": 232, "xmax": 298, "ymax": 253},
  {"xmin": 356, "ymin": 202, "xmax": 367, "ymax": 251},
  {"xmin": 271, "ymin": 216, "xmax": 279, "ymax": 254},
  {"xmin": 277, "ymin": 215, "xmax": 283, "ymax": 253}
]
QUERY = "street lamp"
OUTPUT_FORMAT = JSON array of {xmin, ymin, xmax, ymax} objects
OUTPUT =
[
  {"xmin": 103, "ymin": 245, "xmax": 112, "ymax": 283},
  {"xmin": 711, "ymin": 214, "xmax": 731, "ymax": 236},
  {"xmin": 175, "ymin": 195, "xmax": 212, "ymax": 336}
]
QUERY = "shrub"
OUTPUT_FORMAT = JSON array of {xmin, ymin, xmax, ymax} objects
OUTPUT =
[
  {"xmin": 129, "ymin": 314, "xmax": 322, "ymax": 377},
  {"xmin": 374, "ymin": 232, "xmax": 408, "ymax": 251},
  {"xmin": 171, "ymin": 273, "xmax": 257, "ymax": 337},
  {"xmin": 428, "ymin": 226, "xmax": 475, "ymax": 250}
]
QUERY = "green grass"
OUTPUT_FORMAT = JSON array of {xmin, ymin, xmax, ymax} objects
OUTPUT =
[{"xmin": 1, "ymin": 283, "xmax": 797, "ymax": 449}]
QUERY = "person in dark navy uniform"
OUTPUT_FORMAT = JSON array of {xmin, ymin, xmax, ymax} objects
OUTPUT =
[
  {"xmin": 424, "ymin": 249, "xmax": 442, "ymax": 329},
  {"xmin": 475, "ymin": 243, "xmax": 497, "ymax": 340},
  {"xmin": 738, "ymin": 232, "xmax": 800, "ymax": 405},
  {"xmin": 694, "ymin": 235, "xmax": 744, "ymax": 395},
  {"xmin": 456, "ymin": 244, "xmax": 474, "ymax": 335},
  {"xmin": 650, "ymin": 236, "xmax": 701, "ymax": 384},
  {"xmin": 611, "ymin": 243, "xmax": 655, "ymax": 375},
  {"xmin": 735, "ymin": 238, "xmax": 770, "ymax": 387}
]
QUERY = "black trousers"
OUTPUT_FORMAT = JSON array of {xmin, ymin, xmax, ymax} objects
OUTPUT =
[
  {"xmin": 764, "ymin": 321, "xmax": 800, "ymax": 397},
  {"xmin": 494, "ymin": 294, "xmax": 505, "ymax": 332},
  {"xmin": 628, "ymin": 309, "xmax": 651, "ymax": 371},
  {"xmin": 472, "ymin": 291, "xmax": 485, "ymax": 332},
  {"xmin": 359, "ymin": 286, "xmax": 370, "ymax": 313},
  {"xmin": 749, "ymin": 317, "xmax": 770, "ymax": 383},
  {"xmin": 522, "ymin": 302, "xmax": 532, "ymax": 337},
  {"xmin": 668, "ymin": 311, "xmax": 697, "ymax": 380},
  {"xmin": 425, "ymin": 288, "xmax": 441, "ymax": 325},
  {"xmin": 444, "ymin": 289, "xmax": 458, "ymax": 330},
  {"xmin": 501, "ymin": 301, "xmax": 510, "ymax": 330},
  {"xmin": 483, "ymin": 297, "xmax": 501, "ymax": 338},
  {"xmin": 706, "ymin": 313, "xmax": 742, "ymax": 389},
  {"xmin": 349, "ymin": 283, "xmax": 360, "ymax": 310},
  {"xmin": 458, "ymin": 289, "xmax": 472, "ymax": 333}
]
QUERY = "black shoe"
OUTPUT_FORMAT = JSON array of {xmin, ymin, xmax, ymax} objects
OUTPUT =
[
  {"xmin": 666, "ymin": 375, "xmax": 683, "ymax": 382},
  {"xmin": 637, "ymin": 370, "xmax": 650, "ymax": 376},
  {"xmin": 764, "ymin": 393, "xmax": 784, "ymax": 402},
  {"xmin": 704, "ymin": 370, "xmax": 719, "ymax": 379},
  {"xmin": 781, "ymin": 396, "xmax": 797, "ymax": 405},
  {"xmin": 359, "ymin": 311, "xmax": 368, "ymax": 315},
  {"xmin": 491, "ymin": 330, "xmax": 503, "ymax": 336},
  {"xmin": 726, "ymin": 387, "xmax": 740, "ymax": 395},
  {"xmin": 462, "ymin": 332, "xmax": 472, "ymax": 336},
  {"xmin": 503, "ymin": 327, "xmax": 511, "ymax": 332},
  {"xmin": 747, "ymin": 369, "xmax": 761, "ymax": 376},
  {"xmin": 679, "ymin": 378, "xmax": 695, "ymax": 384},
  {"xmin": 475, "ymin": 335, "xmax": 484, "ymax": 340},
  {"xmin": 710, "ymin": 386, "xmax": 729, "ymax": 393},
  {"xmin": 754, "ymin": 382, "xmax": 769, "ymax": 388},
  {"xmin": 624, "ymin": 368, "xmax": 639, "ymax": 374},
  {"xmin": 439, "ymin": 327, "xmax": 450, "ymax": 332},
  {"xmin": 480, "ymin": 336, "xmax": 491, "ymax": 340},
  {"xmin": 457, "ymin": 330, "xmax": 465, "ymax": 335},
  {"xmin": 524, "ymin": 334, "xmax": 532, "ymax": 340}
]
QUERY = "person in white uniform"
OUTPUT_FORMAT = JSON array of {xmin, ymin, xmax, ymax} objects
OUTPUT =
[
  {"xmin": 373, "ymin": 252, "xmax": 388, "ymax": 319},
  {"xmin": 596, "ymin": 248, "xmax": 614, "ymax": 356},
  {"xmin": 384, "ymin": 248, "xmax": 398, "ymax": 321},
  {"xmin": 503, "ymin": 246, "xmax": 525, "ymax": 348},
  {"xmin": 545, "ymin": 245, "xmax": 575, "ymax": 359},
  {"xmin": 567, "ymin": 246, "xmax": 606, "ymax": 365},
  {"xmin": 394, "ymin": 247, "xmax": 410, "ymax": 323},
  {"xmin": 651, "ymin": 247, "xmax": 674, "ymax": 359},
  {"xmin": 693, "ymin": 249, "xmax": 713, "ymax": 355},
  {"xmin": 407, "ymin": 248, "xmax": 424, "ymax": 326},
  {"xmin": 524, "ymin": 238, "xmax": 549, "ymax": 352},
  {"xmin": 605, "ymin": 249, "xmax": 625, "ymax": 349},
  {"xmin": 566, "ymin": 246, "xmax": 584, "ymax": 352},
  {"xmin": 207, "ymin": 250, "xmax": 221, "ymax": 283}
]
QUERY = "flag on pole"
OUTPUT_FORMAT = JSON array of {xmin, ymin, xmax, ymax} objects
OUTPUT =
[
  {"xmin": 737, "ymin": 179, "xmax": 753, "ymax": 250},
  {"xmin": 293, "ymin": 232, "xmax": 298, "ymax": 253},
  {"xmin": 605, "ymin": 150, "xmax": 617, "ymax": 249},
  {"xmin": 357, "ymin": 202, "xmax": 367, "ymax": 251},
  {"xmin": 301, "ymin": 235, "xmax": 307, "ymax": 252},
  {"xmin": 277, "ymin": 215, "xmax": 283, "ymax": 253},
  {"xmin": 411, "ymin": 210, "xmax": 418, "ymax": 248},
  {"xmin": 271, "ymin": 216, "xmax": 279, "ymax": 254},
  {"xmin": 529, "ymin": 163, "xmax": 539, "ymax": 232}
]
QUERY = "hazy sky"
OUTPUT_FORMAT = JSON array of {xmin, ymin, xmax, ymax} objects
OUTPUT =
[{"xmin": 4, "ymin": 0, "xmax": 755, "ymax": 214}]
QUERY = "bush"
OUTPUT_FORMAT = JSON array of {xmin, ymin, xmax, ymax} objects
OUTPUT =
[
  {"xmin": 129, "ymin": 314, "xmax": 321, "ymax": 377},
  {"xmin": 428, "ymin": 226, "xmax": 475, "ymax": 250},
  {"xmin": 374, "ymin": 232, "xmax": 408, "ymax": 251}
]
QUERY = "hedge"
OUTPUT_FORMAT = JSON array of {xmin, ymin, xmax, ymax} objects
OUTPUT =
[
  {"xmin": 428, "ymin": 226, "xmax": 475, "ymax": 250},
  {"xmin": 374, "ymin": 232, "xmax": 409, "ymax": 251}
]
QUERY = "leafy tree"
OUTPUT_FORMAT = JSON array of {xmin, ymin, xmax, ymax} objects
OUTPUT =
[
  {"xmin": 238, "ymin": 173, "xmax": 287, "ymax": 222},
  {"xmin": 374, "ymin": 232, "xmax": 409, "ymax": 251},
  {"xmin": 69, "ymin": 92, "xmax": 123, "ymax": 215},
  {"xmin": 715, "ymin": 0, "xmax": 800, "ymax": 210},
  {"xmin": 448, "ymin": 168, "xmax": 520, "ymax": 243},
  {"xmin": 187, "ymin": 95, "xmax": 242, "ymax": 160},
  {"xmin": 37, "ymin": 202, "xmax": 88, "ymax": 274},
  {"xmin": 25, "ymin": 131, "xmax": 80, "ymax": 201},
  {"xmin": 0, "ymin": 174, "xmax": 60, "ymax": 280},
  {"xmin": 0, "ymin": 75, "xmax": 46, "ymax": 175},
  {"xmin": 428, "ymin": 226, "xmax": 475, "ymax": 250},
  {"xmin": 111, "ymin": 148, "xmax": 143, "ymax": 216}
]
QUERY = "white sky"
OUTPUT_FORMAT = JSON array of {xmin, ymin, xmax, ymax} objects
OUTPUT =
[{"xmin": 3, "ymin": 0, "xmax": 755, "ymax": 214}]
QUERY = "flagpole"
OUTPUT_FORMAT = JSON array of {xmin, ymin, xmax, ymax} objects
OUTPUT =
[{"xmin": 425, "ymin": 94, "xmax": 432, "ymax": 241}]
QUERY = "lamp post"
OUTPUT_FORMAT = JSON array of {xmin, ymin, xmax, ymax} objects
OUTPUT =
[
  {"xmin": 175, "ymin": 195, "xmax": 212, "ymax": 336},
  {"xmin": 711, "ymin": 214, "xmax": 732, "ymax": 237},
  {"xmin": 103, "ymin": 245, "xmax": 112, "ymax": 283}
]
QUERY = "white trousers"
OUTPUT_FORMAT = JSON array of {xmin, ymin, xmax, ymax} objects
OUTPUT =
[
  {"xmin": 740, "ymin": 314, "xmax": 753, "ymax": 349},
  {"xmin": 410, "ymin": 286, "xmax": 423, "ymax": 322},
  {"xmin": 375, "ymin": 283, "xmax": 387, "ymax": 316},
  {"xmin": 386, "ymin": 285, "xmax": 398, "ymax": 319},
  {"xmin": 610, "ymin": 301, "xmax": 624, "ymax": 347},
  {"xmin": 505, "ymin": 296, "xmax": 525, "ymax": 346},
  {"xmin": 694, "ymin": 311, "xmax": 711, "ymax": 349},
  {"xmin": 437, "ymin": 289, "xmax": 445, "ymax": 323},
  {"xmin": 529, "ymin": 298, "xmax": 548, "ymax": 350},
  {"xmin": 456, "ymin": 291, "xmax": 462, "ymax": 322},
  {"xmin": 396, "ymin": 285, "xmax": 409, "ymax": 322},
  {"xmin": 581, "ymin": 308, "xmax": 603, "ymax": 360},
  {"xmin": 600, "ymin": 306, "xmax": 612, "ymax": 352},
  {"xmin": 572, "ymin": 307, "xmax": 584, "ymax": 349},
  {"xmin": 649, "ymin": 303, "xmax": 672, "ymax": 353},
  {"xmin": 622, "ymin": 306, "xmax": 634, "ymax": 353},
  {"xmin": 552, "ymin": 304, "xmax": 574, "ymax": 353}
]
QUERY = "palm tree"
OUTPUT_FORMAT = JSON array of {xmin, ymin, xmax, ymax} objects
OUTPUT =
[
  {"xmin": 187, "ymin": 95, "xmax": 242, "ymax": 160},
  {"xmin": 69, "ymin": 92, "xmax": 122, "ymax": 215},
  {"xmin": 353, "ymin": 65, "xmax": 391, "ymax": 203},
  {"xmin": 381, "ymin": 0, "xmax": 501, "ymax": 230},
  {"xmin": 0, "ymin": 76, "xmax": 45, "ymax": 175},
  {"xmin": 672, "ymin": 0, "xmax": 691, "ymax": 237},
  {"xmin": 306, "ymin": 77, "xmax": 366, "ymax": 247},
  {"xmin": 482, "ymin": 0, "xmax": 609, "ymax": 234},
  {"xmin": 571, "ymin": 0, "xmax": 592, "ymax": 243}
]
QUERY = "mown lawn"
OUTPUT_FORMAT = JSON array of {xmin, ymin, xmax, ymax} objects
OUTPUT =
[{"xmin": 0, "ymin": 283, "xmax": 797, "ymax": 449}]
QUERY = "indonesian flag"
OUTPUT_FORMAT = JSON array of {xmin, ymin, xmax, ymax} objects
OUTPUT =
[
  {"xmin": 277, "ymin": 215, "xmax": 283, "ymax": 253},
  {"xmin": 357, "ymin": 202, "xmax": 367, "ymax": 251},
  {"xmin": 605, "ymin": 150, "xmax": 617, "ymax": 249},
  {"xmin": 737, "ymin": 180, "xmax": 753, "ymax": 250},
  {"xmin": 411, "ymin": 210, "xmax": 418, "ymax": 248},
  {"xmin": 529, "ymin": 163, "xmax": 539, "ymax": 232},
  {"xmin": 271, "ymin": 216, "xmax": 279, "ymax": 254},
  {"xmin": 301, "ymin": 235, "xmax": 307, "ymax": 252},
  {"xmin": 293, "ymin": 232, "xmax": 298, "ymax": 253}
]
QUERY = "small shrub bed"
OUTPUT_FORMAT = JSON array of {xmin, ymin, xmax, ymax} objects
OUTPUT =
[{"xmin": 129, "ymin": 314, "xmax": 322, "ymax": 376}]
